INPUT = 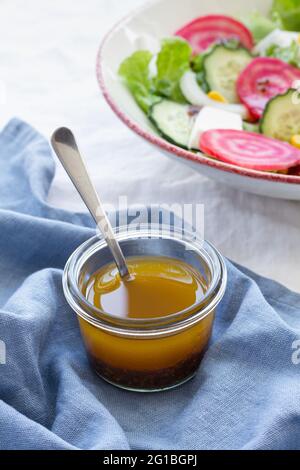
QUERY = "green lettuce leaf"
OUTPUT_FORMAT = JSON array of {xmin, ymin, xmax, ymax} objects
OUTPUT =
[
  {"xmin": 272, "ymin": 0, "xmax": 300, "ymax": 31},
  {"xmin": 240, "ymin": 11, "xmax": 279, "ymax": 41},
  {"xmin": 192, "ymin": 53, "xmax": 205, "ymax": 73},
  {"xmin": 265, "ymin": 40, "xmax": 300, "ymax": 67},
  {"xmin": 190, "ymin": 54, "xmax": 209, "ymax": 92},
  {"xmin": 155, "ymin": 38, "xmax": 192, "ymax": 103},
  {"xmin": 118, "ymin": 51, "xmax": 160, "ymax": 113}
]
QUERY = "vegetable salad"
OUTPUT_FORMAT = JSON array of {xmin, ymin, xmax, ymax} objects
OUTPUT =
[{"xmin": 118, "ymin": 0, "xmax": 300, "ymax": 173}]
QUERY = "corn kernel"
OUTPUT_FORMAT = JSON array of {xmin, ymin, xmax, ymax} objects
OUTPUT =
[
  {"xmin": 207, "ymin": 90, "xmax": 228, "ymax": 103},
  {"xmin": 290, "ymin": 134, "xmax": 300, "ymax": 149}
]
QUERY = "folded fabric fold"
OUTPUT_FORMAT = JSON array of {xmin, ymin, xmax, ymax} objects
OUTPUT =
[{"xmin": 0, "ymin": 119, "xmax": 299, "ymax": 450}]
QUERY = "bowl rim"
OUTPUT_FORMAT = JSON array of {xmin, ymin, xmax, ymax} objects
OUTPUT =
[{"xmin": 96, "ymin": 0, "xmax": 300, "ymax": 186}]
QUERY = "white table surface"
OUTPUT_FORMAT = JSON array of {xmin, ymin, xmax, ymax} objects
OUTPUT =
[{"xmin": 1, "ymin": 0, "xmax": 299, "ymax": 292}]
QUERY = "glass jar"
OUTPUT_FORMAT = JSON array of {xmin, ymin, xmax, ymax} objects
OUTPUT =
[{"xmin": 63, "ymin": 226, "xmax": 227, "ymax": 392}]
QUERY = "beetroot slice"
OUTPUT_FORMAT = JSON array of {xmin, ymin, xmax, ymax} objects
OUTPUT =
[
  {"xmin": 288, "ymin": 164, "xmax": 300, "ymax": 176},
  {"xmin": 175, "ymin": 15, "xmax": 254, "ymax": 53},
  {"xmin": 237, "ymin": 57, "xmax": 300, "ymax": 120},
  {"xmin": 200, "ymin": 129, "xmax": 300, "ymax": 171}
]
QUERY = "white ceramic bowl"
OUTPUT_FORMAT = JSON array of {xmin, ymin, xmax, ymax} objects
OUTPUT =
[{"xmin": 97, "ymin": 0, "xmax": 300, "ymax": 200}]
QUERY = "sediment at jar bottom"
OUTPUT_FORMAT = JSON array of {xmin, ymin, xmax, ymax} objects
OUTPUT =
[
  {"xmin": 88, "ymin": 349, "xmax": 206, "ymax": 391},
  {"xmin": 78, "ymin": 311, "xmax": 214, "ymax": 367},
  {"xmin": 78, "ymin": 309, "xmax": 214, "ymax": 390}
]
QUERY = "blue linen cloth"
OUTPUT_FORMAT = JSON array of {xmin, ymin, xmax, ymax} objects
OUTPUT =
[{"xmin": 0, "ymin": 118, "xmax": 300, "ymax": 450}]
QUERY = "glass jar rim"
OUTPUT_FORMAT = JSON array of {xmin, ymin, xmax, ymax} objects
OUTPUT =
[{"xmin": 63, "ymin": 225, "xmax": 227, "ymax": 335}]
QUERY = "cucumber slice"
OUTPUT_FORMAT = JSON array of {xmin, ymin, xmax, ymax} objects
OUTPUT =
[
  {"xmin": 180, "ymin": 70, "xmax": 249, "ymax": 119},
  {"xmin": 261, "ymin": 89, "xmax": 300, "ymax": 142},
  {"xmin": 203, "ymin": 45, "xmax": 252, "ymax": 103},
  {"xmin": 149, "ymin": 100, "xmax": 197, "ymax": 149}
]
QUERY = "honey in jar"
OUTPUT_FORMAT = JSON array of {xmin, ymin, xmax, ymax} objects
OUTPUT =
[{"xmin": 79, "ymin": 256, "xmax": 215, "ymax": 391}]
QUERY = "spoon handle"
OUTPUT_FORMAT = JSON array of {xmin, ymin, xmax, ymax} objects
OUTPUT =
[{"xmin": 51, "ymin": 127, "xmax": 129, "ymax": 278}]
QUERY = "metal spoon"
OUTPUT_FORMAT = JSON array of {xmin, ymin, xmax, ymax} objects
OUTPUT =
[{"xmin": 51, "ymin": 127, "xmax": 130, "ymax": 278}]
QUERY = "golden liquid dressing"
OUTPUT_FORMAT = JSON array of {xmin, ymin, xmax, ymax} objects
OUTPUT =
[
  {"xmin": 79, "ymin": 256, "xmax": 214, "ymax": 390},
  {"xmin": 84, "ymin": 256, "xmax": 207, "ymax": 319}
]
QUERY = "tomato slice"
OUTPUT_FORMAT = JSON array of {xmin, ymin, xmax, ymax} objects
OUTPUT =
[
  {"xmin": 200, "ymin": 129, "xmax": 300, "ymax": 171},
  {"xmin": 237, "ymin": 58, "xmax": 300, "ymax": 120},
  {"xmin": 175, "ymin": 15, "xmax": 254, "ymax": 53}
]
